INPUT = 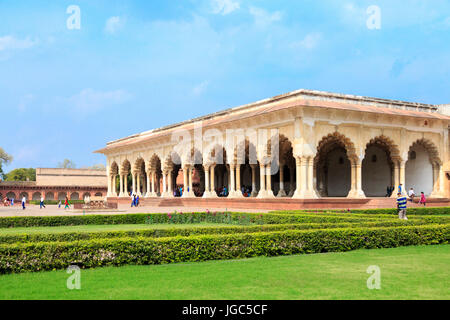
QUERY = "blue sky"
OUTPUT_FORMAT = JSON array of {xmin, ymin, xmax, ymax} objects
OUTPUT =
[{"xmin": 1, "ymin": 0, "xmax": 449, "ymax": 171}]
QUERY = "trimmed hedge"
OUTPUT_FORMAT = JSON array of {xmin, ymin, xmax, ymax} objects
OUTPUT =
[
  {"xmin": 0, "ymin": 220, "xmax": 428, "ymax": 244},
  {"xmin": 0, "ymin": 224, "xmax": 448, "ymax": 274},
  {"xmin": 271, "ymin": 207, "xmax": 450, "ymax": 216},
  {"xmin": 0, "ymin": 212, "xmax": 383, "ymax": 229}
]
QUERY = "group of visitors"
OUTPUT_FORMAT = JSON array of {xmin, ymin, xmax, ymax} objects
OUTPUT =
[
  {"xmin": 396, "ymin": 186, "xmax": 427, "ymax": 220},
  {"xmin": 130, "ymin": 192, "xmax": 140, "ymax": 207},
  {"xmin": 241, "ymin": 186, "xmax": 253, "ymax": 197},
  {"xmin": 388, "ymin": 184, "xmax": 427, "ymax": 206}
]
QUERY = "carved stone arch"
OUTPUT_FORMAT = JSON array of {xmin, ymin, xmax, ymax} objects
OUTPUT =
[
  {"xmin": 408, "ymin": 138, "xmax": 442, "ymax": 166},
  {"xmin": 133, "ymin": 157, "xmax": 146, "ymax": 174},
  {"xmin": 148, "ymin": 154, "xmax": 162, "ymax": 171},
  {"xmin": 110, "ymin": 161, "xmax": 119, "ymax": 175},
  {"xmin": 314, "ymin": 132, "xmax": 357, "ymax": 197},
  {"xmin": 365, "ymin": 135, "xmax": 401, "ymax": 162},
  {"xmin": 120, "ymin": 159, "xmax": 132, "ymax": 174},
  {"xmin": 315, "ymin": 132, "xmax": 358, "ymax": 164},
  {"xmin": 207, "ymin": 144, "xmax": 228, "ymax": 165}
]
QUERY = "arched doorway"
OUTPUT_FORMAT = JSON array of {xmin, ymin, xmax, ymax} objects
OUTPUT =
[
  {"xmin": 236, "ymin": 139, "xmax": 260, "ymax": 197},
  {"xmin": 32, "ymin": 192, "xmax": 41, "ymax": 201},
  {"xmin": 406, "ymin": 139, "xmax": 440, "ymax": 196},
  {"xmin": 134, "ymin": 158, "xmax": 147, "ymax": 196},
  {"xmin": 19, "ymin": 192, "xmax": 29, "ymax": 201},
  {"xmin": 315, "ymin": 133, "xmax": 356, "ymax": 197},
  {"xmin": 121, "ymin": 160, "xmax": 132, "ymax": 196},
  {"xmin": 272, "ymin": 135, "xmax": 296, "ymax": 197},
  {"xmin": 149, "ymin": 154, "xmax": 162, "ymax": 197},
  {"xmin": 45, "ymin": 192, "xmax": 54, "ymax": 201},
  {"xmin": 362, "ymin": 136, "xmax": 398, "ymax": 197},
  {"xmin": 6, "ymin": 192, "xmax": 16, "ymax": 200},
  {"xmin": 70, "ymin": 192, "xmax": 80, "ymax": 201},
  {"xmin": 210, "ymin": 146, "xmax": 229, "ymax": 197},
  {"xmin": 110, "ymin": 162, "xmax": 119, "ymax": 196}
]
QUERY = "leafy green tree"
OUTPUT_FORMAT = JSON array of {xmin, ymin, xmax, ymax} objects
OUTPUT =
[
  {"xmin": 4, "ymin": 168, "xmax": 36, "ymax": 181},
  {"xmin": 58, "ymin": 159, "xmax": 76, "ymax": 169},
  {"xmin": 0, "ymin": 147, "xmax": 13, "ymax": 180}
]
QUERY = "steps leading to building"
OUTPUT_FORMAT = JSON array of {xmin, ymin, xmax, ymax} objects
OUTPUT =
[{"xmin": 109, "ymin": 197, "xmax": 450, "ymax": 210}]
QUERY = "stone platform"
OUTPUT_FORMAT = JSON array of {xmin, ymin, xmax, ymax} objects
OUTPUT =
[{"xmin": 108, "ymin": 197, "xmax": 450, "ymax": 210}]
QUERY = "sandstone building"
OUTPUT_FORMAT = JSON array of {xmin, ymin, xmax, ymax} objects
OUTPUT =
[
  {"xmin": 0, "ymin": 168, "xmax": 107, "ymax": 201},
  {"xmin": 96, "ymin": 90, "xmax": 450, "ymax": 203}
]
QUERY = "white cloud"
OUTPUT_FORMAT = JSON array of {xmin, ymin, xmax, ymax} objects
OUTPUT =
[
  {"xmin": 67, "ymin": 89, "xmax": 132, "ymax": 114},
  {"xmin": 291, "ymin": 33, "xmax": 322, "ymax": 50},
  {"xmin": 105, "ymin": 16, "xmax": 125, "ymax": 34},
  {"xmin": 192, "ymin": 81, "xmax": 209, "ymax": 96},
  {"xmin": 212, "ymin": 0, "xmax": 240, "ymax": 15},
  {"xmin": 249, "ymin": 7, "xmax": 282, "ymax": 27},
  {"xmin": 0, "ymin": 35, "xmax": 37, "ymax": 51}
]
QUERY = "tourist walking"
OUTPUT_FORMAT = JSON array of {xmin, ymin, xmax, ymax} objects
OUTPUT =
[
  {"xmin": 10, "ymin": 198, "xmax": 14, "ymax": 206},
  {"xmin": 396, "ymin": 192, "xmax": 408, "ymax": 220},
  {"xmin": 22, "ymin": 196, "xmax": 26, "ymax": 210},
  {"xmin": 136, "ymin": 195, "xmax": 140, "ymax": 207},
  {"xmin": 64, "ymin": 196, "xmax": 70, "ymax": 210},
  {"xmin": 40, "ymin": 196, "xmax": 46, "ymax": 209},
  {"xmin": 398, "ymin": 183, "xmax": 404, "ymax": 195},
  {"xmin": 419, "ymin": 192, "xmax": 427, "ymax": 206},
  {"xmin": 408, "ymin": 188, "xmax": 415, "ymax": 202},
  {"xmin": 131, "ymin": 193, "xmax": 136, "ymax": 207}
]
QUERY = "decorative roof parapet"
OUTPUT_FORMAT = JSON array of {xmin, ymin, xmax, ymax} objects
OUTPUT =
[{"xmin": 97, "ymin": 89, "xmax": 450, "ymax": 154}]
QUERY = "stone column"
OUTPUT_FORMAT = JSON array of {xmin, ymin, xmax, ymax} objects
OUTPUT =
[
  {"xmin": 182, "ymin": 166, "xmax": 190, "ymax": 198},
  {"xmin": 151, "ymin": 171, "xmax": 156, "ymax": 197},
  {"xmin": 257, "ymin": 163, "xmax": 267, "ymax": 198},
  {"xmin": 439, "ymin": 165, "xmax": 445, "ymax": 196},
  {"xmin": 210, "ymin": 165, "xmax": 217, "ymax": 197},
  {"xmin": 119, "ymin": 174, "xmax": 124, "ymax": 197},
  {"xmin": 391, "ymin": 161, "xmax": 400, "ymax": 198},
  {"xmin": 266, "ymin": 164, "xmax": 274, "ymax": 197},
  {"xmin": 235, "ymin": 164, "xmax": 243, "ymax": 197},
  {"xmin": 250, "ymin": 164, "xmax": 258, "ymax": 197},
  {"xmin": 229, "ymin": 164, "xmax": 236, "ymax": 197},
  {"xmin": 203, "ymin": 165, "xmax": 210, "ymax": 198},
  {"xmin": 278, "ymin": 163, "xmax": 286, "ymax": 197},
  {"xmin": 136, "ymin": 174, "xmax": 141, "ymax": 196},
  {"xmin": 167, "ymin": 170, "xmax": 174, "ymax": 197},
  {"xmin": 107, "ymin": 175, "xmax": 113, "ymax": 197},
  {"xmin": 305, "ymin": 157, "xmax": 319, "ymax": 199},
  {"xmin": 348, "ymin": 160, "xmax": 366, "ymax": 198},
  {"xmin": 132, "ymin": 173, "xmax": 136, "ymax": 195},
  {"xmin": 399, "ymin": 160, "xmax": 406, "ymax": 196},
  {"xmin": 162, "ymin": 172, "xmax": 167, "ymax": 197},
  {"xmin": 293, "ymin": 157, "xmax": 303, "ymax": 198},
  {"xmin": 145, "ymin": 172, "xmax": 152, "ymax": 197},
  {"xmin": 124, "ymin": 173, "xmax": 129, "ymax": 196},
  {"xmin": 188, "ymin": 167, "xmax": 194, "ymax": 197}
]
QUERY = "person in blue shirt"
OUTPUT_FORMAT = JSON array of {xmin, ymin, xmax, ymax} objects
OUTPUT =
[{"xmin": 396, "ymin": 192, "xmax": 408, "ymax": 220}]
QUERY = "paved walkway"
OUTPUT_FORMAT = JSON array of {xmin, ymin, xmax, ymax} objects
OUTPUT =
[{"xmin": 0, "ymin": 204, "xmax": 269, "ymax": 217}]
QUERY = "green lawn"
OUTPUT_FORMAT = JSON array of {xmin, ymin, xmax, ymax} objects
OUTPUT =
[
  {"xmin": 0, "ymin": 223, "xmax": 230, "ymax": 235},
  {"xmin": 0, "ymin": 244, "xmax": 448, "ymax": 300}
]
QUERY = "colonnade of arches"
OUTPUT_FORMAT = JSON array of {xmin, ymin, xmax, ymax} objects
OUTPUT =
[
  {"xmin": 108, "ymin": 134, "xmax": 445, "ymax": 199},
  {"xmin": 0, "ymin": 191, "xmax": 103, "ymax": 201}
]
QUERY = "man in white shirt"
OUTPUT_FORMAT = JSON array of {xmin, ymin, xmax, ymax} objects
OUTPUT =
[
  {"xmin": 408, "ymin": 188, "xmax": 415, "ymax": 202},
  {"xmin": 22, "ymin": 196, "xmax": 26, "ymax": 210},
  {"xmin": 40, "ymin": 196, "xmax": 46, "ymax": 209}
]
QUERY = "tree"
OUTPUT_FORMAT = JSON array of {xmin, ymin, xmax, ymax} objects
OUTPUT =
[
  {"xmin": 4, "ymin": 168, "xmax": 36, "ymax": 181},
  {"xmin": 0, "ymin": 147, "xmax": 13, "ymax": 180},
  {"xmin": 58, "ymin": 159, "xmax": 76, "ymax": 169}
]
